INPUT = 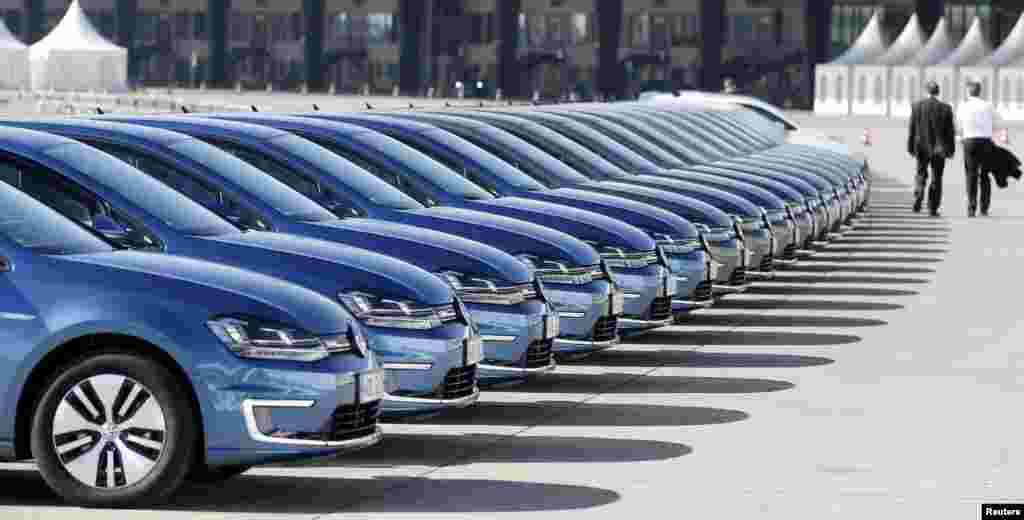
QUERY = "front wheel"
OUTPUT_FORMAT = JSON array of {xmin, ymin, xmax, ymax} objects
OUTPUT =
[{"xmin": 30, "ymin": 352, "xmax": 197, "ymax": 508}]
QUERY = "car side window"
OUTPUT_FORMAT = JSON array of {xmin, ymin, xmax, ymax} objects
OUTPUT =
[
  {"xmin": 307, "ymin": 137, "xmax": 439, "ymax": 208},
  {"xmin": 98, "ymin": 141, "xmax": 271, "ymax": 232},
  {"xmin": 0, "ymin": 159, "xmax": 163, "ymax": 250}
]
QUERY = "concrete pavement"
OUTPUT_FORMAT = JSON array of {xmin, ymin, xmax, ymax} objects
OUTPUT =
[{"xmin": 0, "ymin": 114, "xmax": 1020, "ymax": 518}]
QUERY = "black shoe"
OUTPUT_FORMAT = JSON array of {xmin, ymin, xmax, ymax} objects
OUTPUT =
[
  {"xmin": 981, "ymin": 210, "xmax": 990, "ymax": 217},
  {"xmin": 968, "ymin": 210, "xmax": 976, "ymax": 218},
  {"xmin": 912, "ymin": 201, "xmax": 922, "ymax": 213},
  {"xmin": 930, "ymin": 211, "xmax": 940, "ymax": 218}
]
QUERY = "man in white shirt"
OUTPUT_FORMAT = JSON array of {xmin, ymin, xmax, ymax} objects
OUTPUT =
[{"xmin": 957, "ymin": 79, "xmax": 999, "ymax": 217}]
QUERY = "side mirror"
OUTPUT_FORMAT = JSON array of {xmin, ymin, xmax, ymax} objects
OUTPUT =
[{"xmin": 93, "ymin": 214, "xmax": 128, "ymax": 238}]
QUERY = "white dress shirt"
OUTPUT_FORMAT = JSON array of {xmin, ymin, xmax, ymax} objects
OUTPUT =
[{"xmin": 956, "ymin": 96, "xmax": 998, "ymax": 140}]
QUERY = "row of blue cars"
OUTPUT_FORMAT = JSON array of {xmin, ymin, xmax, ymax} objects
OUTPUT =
[{"xmin": 0, "ymin": 93, "xmax": 868, "ymax": 506}]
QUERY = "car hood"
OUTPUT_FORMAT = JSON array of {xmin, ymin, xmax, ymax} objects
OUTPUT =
[
  {"xmin": 195, "ymin": 231, "xmax": 453, "ymax": 306},
  {"xmin": 298, "ymin": 218, "xmax": 532, "ymax": 284},
  {"xmin": 526, "ymin": 188, "xmax": 697, "ymax": 239},
  {"xmin": 659, "ymin": 170, "xmax": 787, "ymax": 210},
  {"xmin": 62, "ymin": 250, "xmax": 354, "ymax": 334},
  {"xmin": 396, "ymin": 207, "xmax": 601, "ymax": 266},
  {"xmin": 602, "ymin": 176, "xmax": 762, "ymax": 218},
  {"xmin": 466, "ymin": 197, "xmax": 655, "ymax": 252},
  {"xmin": 707, "ymin": 159, "xmax": 833, "ymax": 193},
  {"xmin": 735, "ymin": 153, "xmax": 849, "ymax": 185},
  {"xmin": 580, "ymin": 180, "xmax": 734, "ymax": 228},
  {"xmin": 684, "ymin": 165, "xmax": 810, "ymax": 201}
]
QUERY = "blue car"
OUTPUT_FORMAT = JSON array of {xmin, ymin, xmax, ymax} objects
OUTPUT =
[
  {"xmin": 0, "ymin": 130, "xmax": 384, "ymax": 507},
  {"xmin": 373, "ymin": 111, "xmax": 715, "ymax": 314},
  {"xmin": 0, "ymin": 121, "xmax": 480, "ymax": 418},
  {"xmin": 101, "ymin": 115, "xmax": 622, "ymax": 360},
  {"xmin": 6, "ymin": 119, "xmax": 554, "ymax": 388},
  {"xmin": 298, "ymin": 112, "xmax": 674, "ymax": 336},
  {"xmin": 551, "ymin": 105, "xmax": 856, "ymax": 235},
  {"xmin": 448, "ymin": 109, "xmax": 807, "ymax": 266},
  {"xmin": 531, "ymin": 107, "xmax": 778, "ymax": 271},
  {"xmin": 647, "ymin": 106, "xmax": 866, "ymax": 219},
  {"xmin": 490, "ymin": 109, "xmax": 753, "ymax": 294}
]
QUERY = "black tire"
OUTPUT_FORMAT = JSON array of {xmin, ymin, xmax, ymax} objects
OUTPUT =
[
  {"xmin": 187, "ymin": 464, "xmax": 251, "ymax": 483},
  {"xmin": 30, "ymin": 351, "xmax": 197, "ymax": 508}
]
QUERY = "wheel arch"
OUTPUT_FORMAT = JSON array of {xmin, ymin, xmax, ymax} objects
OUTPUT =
[{"xmin": 13, "ymin": 333, "xmax": 206, "ymax": 467}]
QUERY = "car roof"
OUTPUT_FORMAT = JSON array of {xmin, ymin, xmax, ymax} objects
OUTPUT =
[
  {"xmin": 0, "ymin": 124, "xmax": 83, "ymax": 151},
  {"xmin": 99, "ymin": 114, "xmax": 290, "ymax": 141},
  {"xmin": 15, "ymin": 118, "xmax": 194, "ymax": 146}
]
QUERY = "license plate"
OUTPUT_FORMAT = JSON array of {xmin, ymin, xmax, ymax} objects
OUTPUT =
[
  {"xmin": 358, "ymin": 370, "xmax": 386, "ymax": 402},
  {"xmin": 610, "ymin": 289, "xmax": 625, "ymax": 315},
  {"xmin": 544, "ymin": 312, "xmax": 560, "ymax": 339},
  {"xmin": 708, "ymin": 260, "xmax": 721, "ymax": 280},
  {"xmin": 662, "ymin": 272, "xmax": 677, "ymax": 297},
  {"xmin": 465, "ymin": 333, "xmax": 484, "ymax": 364}
]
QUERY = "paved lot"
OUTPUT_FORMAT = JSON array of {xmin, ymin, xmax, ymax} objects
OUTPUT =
[{"xmin": 2, "ymin": 113, "xmax": 1022, "ymax": 518}]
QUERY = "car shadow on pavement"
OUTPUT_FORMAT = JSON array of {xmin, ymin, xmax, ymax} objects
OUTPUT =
[
  {"xmin": 711, "ymin": 298, "xmax": 904, "ymax": 311},
  {"xmin": 781, "ymin": 263, "xmax": 935, "ymax": 274},
  {"xmin": 677, "ymin": 313, "xmax": 886, "ymax": 328},
  {"xmin": 302, "ymin": 433, "xmax": 692, "ymax": 466},
  {"xmin": 0, "ymin": 469, "xmax": 622, "ymax": 514},
  {"xmin": 818, "ymin": 246, "xmax": 950, "ymax": 255},
  {"xmin": 746, "ymin": 285, "xmax": 919, "ymax": 297},
  {"xmin": 562, "ymin": 349, "xmax": 834, "ymax": 368},
  {"xmin": 497, "ymin": 373, "xmax": 794, "ymax": 394},
  {"xmin": 419, "ymin": 401, "xmax": 749, "ymax": 427},
  {"xmin": 625, "ymin": 329, "xmax": 861, "ymax": 347},
  {"xmin": 832, "ymin": 238, "xmax": 952, "ymax": 246},
  {"xmin": 796, "ymin": 256, "xmax": 943, "ymax": 265},
  {"xmin": 761, "ymin": 273, "xmax": 933, "ymax": 283}
]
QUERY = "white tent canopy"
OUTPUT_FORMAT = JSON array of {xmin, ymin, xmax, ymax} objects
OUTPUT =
[
  {"xmin": 814, "ymin": 11, "xmax": 887, "ymax": 115},
  {"xmin": 890, "ymin": 17, "xmax": 955, "ymax": 117},
  {"xmin": 29, "ymin": 0, "xmax": 127, "ymax": 92},
  {"xmin": 852, "ymin": 14, "xmax": 924, "ymax": 115},
  {"xmin": 968, "ymin": 14, "xmax": 1024, "ymax": 117},
  {"xmin": 930, "ymin": 17, "xmax": 992, "ymax": 107},
  {"xmin": 0, "ymin": 16, "xmax": 28, "ymax": 90}
]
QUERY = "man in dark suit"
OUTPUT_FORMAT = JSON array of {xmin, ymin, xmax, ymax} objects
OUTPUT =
[{"xmin": 908, "ymin": 80, "xmax": 956, "ymax": 217}]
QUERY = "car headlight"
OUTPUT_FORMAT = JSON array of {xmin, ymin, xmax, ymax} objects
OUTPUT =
[
  {"xmin": 207, "ymin": 315, "xmax": 360, "ymax": 362},
  {"xmin": 517, "ymin": 254, "xmax": 597, "ymax": 285},
  {"xmin": 338, "ymin": 291, "xmax": 459, "ymax": 329},
  {"xmin": 436, "ymin": 270, "xmax": 535, "ymax": 305}
]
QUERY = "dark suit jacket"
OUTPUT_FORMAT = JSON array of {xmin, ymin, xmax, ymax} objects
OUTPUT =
[
  {"xmin": 908, "ymin": 96, "xmax": 956, "ymax": 159},
  {"xmin": 983, "ymin": 145, "xmax": 1022, "ymax": 188}
]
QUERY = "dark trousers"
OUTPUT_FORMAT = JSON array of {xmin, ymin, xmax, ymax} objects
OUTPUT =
[
  {"xmin": 964, "ymin": 137, "xmax": 993, "ymax": 214},
  {"xmin": 915, "ymin": 154, "xmax": 945, "ymax": 212}
]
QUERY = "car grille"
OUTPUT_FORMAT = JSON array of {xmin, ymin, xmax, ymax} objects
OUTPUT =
[
  {"xmin": 592, "ymin": 315, "xmax": 618, "ymax": 342},
  {"xmin": 730, "ymin": 266, "xmax": 747, "ymax": 286},
  {"xmin": 693, "ymin": 280, "xmax": 713, "ymax": 301},
  {"xmin": 525, "ymin": 340, "xmax": 554, "ymax": 368},
  {"xmin": 330, "ymin": 400, "xmax": 381, "ymax": 441},
  {"xmin": 441, "ymin": 364, "xmax": 478, "ymax": 400},
  {"xmin": 649, "ymin": 296, "xmax": 673, "ymax": 321}
]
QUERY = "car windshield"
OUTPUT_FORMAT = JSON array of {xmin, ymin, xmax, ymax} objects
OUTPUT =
[
  {"xmin": 582, "ymin": 111, "xmax": 695, "ymax": 166},
  {"xmin": 559, "ymin": 112, "xmax": 686, "ymax": 168},
  {"xmin": 0, "ymin": 183, "xmax": 113, "ymax": 254},
  {"xmin": 353, "ymin": 131, "xmax": 495, "ymax": 200},
  {"xmin": 169, "ymin": 139, "xmax": 336, "ymax": 222},
  {"xmin": 483, "ymin": 118, "xmax": 628, "ymax": 180},
  {"xmin": 44, "ymin": 143, "xmax": 238, "ymax": 237},
  {"xmin": 268, "ymin": 133, "xmax": 424, "ymax": 210},
  {"xmin": 468, "ymin": 125, "xmax": 591, "ymax": 187},
  {"xmin": 627, "ymin": 111, "xmax": 721, "ymax": 163},
  {"xmin": 530, "ymin": 116, "xmax": 659, "ymax": 174}
]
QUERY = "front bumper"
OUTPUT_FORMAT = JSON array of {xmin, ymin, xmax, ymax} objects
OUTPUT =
[
  {"xmin": 708, "ymin": 238, "xmax": 750, "ymax": 295},
  {"xmin": 369, "ymin": 323, "xmax": 482, "ymax": 417},
  {"xmin": 547, "ymin": 279, "xmax": 621, "ymax": 356},
  {"xmin": 664, "ymin": 249, "xmax": 714, "ymax": 313},
  {"xmin": 469, "ymin": 299, "xmax": 558, "ymax": 385},
  {"xmin": 613, "ymin": 264, "xmax": 675, "ymax": 333}
]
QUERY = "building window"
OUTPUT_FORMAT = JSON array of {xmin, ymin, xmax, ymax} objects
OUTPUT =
[
  {"xmin": 572, "ymin": 12, "xmax": 590, "ymax": 44},
  {"xmin": 175, "ymin": 13, "xmax": 189, "ymax": 39},
  {"xmin": 630, "ymin": 13, "xmax": 649, "ymax": 46},
  {"xmin": 366, "ymin": 13, "xmax": 396, "ymax": 45},
  {"xmin": 193, "ymin": 13, "xmax": 206, "ymax": 39}
]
